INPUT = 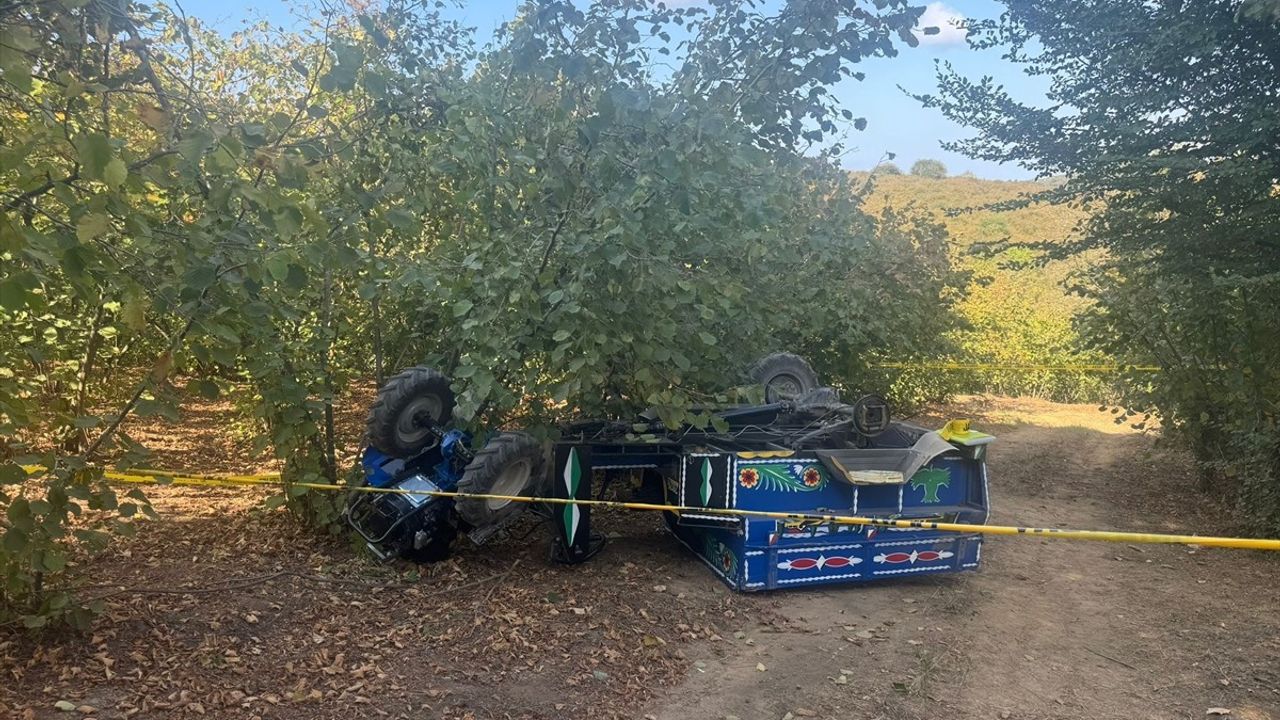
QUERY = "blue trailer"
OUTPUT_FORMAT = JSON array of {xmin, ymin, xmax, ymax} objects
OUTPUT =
[{"xmin": 347, "ymin": 354, "xmax": 994, "ymax": 591}]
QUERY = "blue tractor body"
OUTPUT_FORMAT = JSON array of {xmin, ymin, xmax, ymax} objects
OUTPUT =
[{"xmin": 347, "ymin": 430, "xmax": 472, "ymax": 561}]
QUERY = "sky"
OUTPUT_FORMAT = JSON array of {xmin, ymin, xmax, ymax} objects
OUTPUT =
[{"xmin": 177, "ymin": 0, "xmax": 1048, "ymax": 180}]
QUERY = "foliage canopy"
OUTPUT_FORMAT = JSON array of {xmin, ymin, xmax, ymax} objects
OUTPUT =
[
  {"xmin": 920, "ymin": 0, "xmax": 1280, "ymax": 532},
  {"xmin": 0, "ymin": 0, "xmax": 957, "ymax": 626}
]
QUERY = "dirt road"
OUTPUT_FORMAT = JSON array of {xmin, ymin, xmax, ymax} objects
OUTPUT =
[
  {"xmin": 3, "ymin": 397, "xmax": 1278, "ymax": 719},
  {"xmin": 644, "ymin": 397, "xmax": 1280, "ymax": 720}
]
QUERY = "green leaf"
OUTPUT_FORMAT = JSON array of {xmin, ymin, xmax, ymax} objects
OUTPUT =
[
  {"xmin": 191, "ymin": 379, "xmax": 220, "ymax": 399},
  {"xmin": 176, "ymin": 129, "xmax": 214, "ymax": 162},
  {"xmin": 6, "ymin": 497, "xmax": 33, "ymax": 532},
  {"xmin": 103, "ymin": 157, "xmax": 128, "ymax": 188},
  {"xmin": 3, "ymin": 528, "xmax": 27, "ymax": 552},
  {"xmin": 274, "ymin": 207, "xmax": 304, "ymax": 238},
  {"xmin": 21, "ymin": 613, "xmax": 46, "ymax": 629},
  {"xmin": 121, "ymin": 292, "xmax": 148, "ymax": 331},
  {"xmin": 386, "ymin": 208, "xmax": 416, "ymax": 231},
  {"xmin": 284, "ymin": 263, "xmax": 308, "ymax": 289},
  {"xmin": 0, "ymin": 26, "xmax": 35, "ymax": 93},
  {"xmin": 452, "ymin": 299, "xmax": 473, "ymax": 317},
  {"xmin": 75, "ymin": 213, "xmax": 111, "ymax": 242},
  {"xmin": 0, "ymin": 275, "xmax": 34, "ymax": 310},
  {"xmin": 0, "ymin": 463, "xmax": 27, "ymax": 485},
  {"xmin": 264, "ymin": 254, "xmax": 289, "ymax": 281},
  {"xmin": 134, "ymin": 397, "xmax": 179, "ymax": 421},
  {"xmin": 73, "ymin": 528, "xmax": 111, "ymax": 550},
  {"xmin": 75, "ymin": 133, "xmax": 112, "ymax": 179},
  {"xmin": 184, "ymin": 264, "xmax": 217, "ymax": 290},
  {"xmin": 552, "ymin": 329, "xmax": 571, "ymax": 342},
  {"xmin": 42, "ymin": 550, "xmax": 67, "ymax": 571}
]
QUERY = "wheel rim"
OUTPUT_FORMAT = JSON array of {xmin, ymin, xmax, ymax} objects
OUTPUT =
[
  {"xmin": 395, "ymin": 395, "xmax": 443, "ymax": 446},
  {"xmin": 486, "ymin": 459, "xmax": 532, "ymax": 510},
  {"xmin": 766, "ymin": 373, "xmax": 804, "ymax": 402}
]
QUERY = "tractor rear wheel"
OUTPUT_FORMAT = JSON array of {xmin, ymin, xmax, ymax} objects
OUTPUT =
[
  {"xmin": 366, "ymin": 366, "xmax": 455, "ymax": 458},
  {"xmin": 749, "ymin": 352, "xmax": 820, "ymax": 403},
  {"xmin": 455, "ymin": 432, "xmax": 546, "ymax": 529}
]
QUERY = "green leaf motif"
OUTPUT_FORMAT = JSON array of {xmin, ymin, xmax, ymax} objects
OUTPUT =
[{"xmin": 738, "ymin": 464, "xmax": 826, "ymax": 492}]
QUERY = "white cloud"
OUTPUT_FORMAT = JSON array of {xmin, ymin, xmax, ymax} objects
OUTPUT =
[{"xmin": 914, "ymin": 2, "xmax": 969, "ymax": 47}]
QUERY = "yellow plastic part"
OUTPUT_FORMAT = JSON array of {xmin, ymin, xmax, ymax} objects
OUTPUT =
[{"xmin": 939, "ymin": 419, "xmax": 996, "ymax": 446}]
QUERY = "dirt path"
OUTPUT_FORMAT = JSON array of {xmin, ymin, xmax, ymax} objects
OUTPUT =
[
  {"xmin": 642, "ymin": 398, "xmax": 1280, "ymax": 720},
  {"xmin": 3, "ymin": 397, "xmax": 1278, "ymax": 719}
]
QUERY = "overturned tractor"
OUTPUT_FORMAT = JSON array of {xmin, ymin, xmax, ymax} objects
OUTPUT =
[{"xmin": 346, "ymin": 354, "xmax": 993, "ymax": 591}]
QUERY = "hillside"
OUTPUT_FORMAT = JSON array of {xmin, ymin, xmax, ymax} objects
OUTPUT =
[{"xmin": 857, "ymin": 174, "xmax": 1108, "ymax": 401}]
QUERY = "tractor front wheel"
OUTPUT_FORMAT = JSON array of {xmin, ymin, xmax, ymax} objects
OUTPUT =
[{"xmin": 366, "ymin": 366, "xmax": 455, "ymax": 458}]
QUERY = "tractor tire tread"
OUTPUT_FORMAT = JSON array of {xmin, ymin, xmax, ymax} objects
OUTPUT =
[
  {"xmin": 454, "ymin": 432, "xmax": 545, "ymax": 528},
  {"xmin": 748, "ymin": 352, "xmax": 821, "ymax": 403},
  {"xmin": 365, "ymin": 366, "xmax": 455, "ymax": 458}
]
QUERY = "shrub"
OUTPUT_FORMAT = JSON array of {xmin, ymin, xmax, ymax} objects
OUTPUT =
[
  {"xmin": 920, "ymin": 0, "xmax": 1280, "ymax": 533},
  {"xmin": 910, "ymin": 159, "xmax": 948, "ymax": 178},
  {"xmin": 1, "ymin": 0, "xmax": 952, "ymax": 627}
]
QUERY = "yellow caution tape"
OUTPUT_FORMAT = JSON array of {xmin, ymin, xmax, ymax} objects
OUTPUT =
[
  {"xmin": 31, "ymin": 465, "xmax": 1274, "ymax": 553},
  {"xmin": 872, "ymin": 362, "xmax": 1162, "ymax": 372}
]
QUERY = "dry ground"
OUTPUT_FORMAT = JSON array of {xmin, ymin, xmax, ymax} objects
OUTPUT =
[{"xmin": 3, "ymin": 396, "xmax": 1278, "ymax": 719}]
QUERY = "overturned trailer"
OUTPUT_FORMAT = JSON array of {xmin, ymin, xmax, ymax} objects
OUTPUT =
[{"xmin": 347, "ymin": 354, "xmax": 994, "ymax": 591}]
